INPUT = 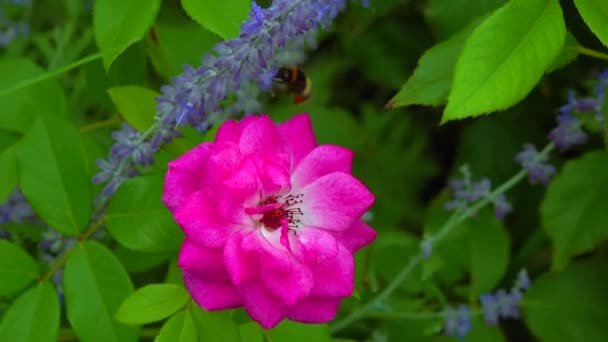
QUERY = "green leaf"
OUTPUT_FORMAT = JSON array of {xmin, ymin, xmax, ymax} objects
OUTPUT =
[
  {"xmin": 523, "ymin": 257, "xmax": 608, "ymax": 342},
  {"xmin": 443, "ymin": 0, "xmax": 565, "ymax": 122},
  {"xmin": 387, "ymin": 23, "xmax": 474, "ymax": 108},
  {"xmin": 114, "ymin": 247, "xmax": 172, "ymax": 273},
  {"xmin": 0, "ymin": 129, "xmax": 20, "ymax": 202},
  {"xmin": 181, "ymin": 0, "xmax": 251, "ymax": 40},
  {"xmin": 574, "ymin": 0, "xmax": 608, "ymax": 47},
  {"xmin": 238, "ymin": 322, "xmax": 264, "ymax": 342},
  {"xmin": 191, "ymin": 307, "xmax": 240, "ymax": 342},
  {"xmin": 63, "ymin": 241, "xmax": 138, "ymax": 342},
  {"xmin": 541, "ymin": 151, "xmax": 608, "ymax": 270},
  {"xmin": 0, "ymin": 282, "xmax": 60, "ymax": 342},
  {"xmin": 115, "ymin": 284, "xmax": 190, "ymax": 325},
  {"xmin": 155, "ymin": 309, "xmax": 198, "ymax": 342},
  {"xmin": 0, "ymin": 240, "xmax": 39, "ymax": 296},
  {"xmin": 107, "ymin": 174, "xmax": 184, "ymax": 252},
  {"xmin": 423, "ymin": 0, "xmax": 506, "ymax": 39},
  {"xmin": 16, "ymin": 118, "xmax": 91, "ymax": 236},
  {"xmin": 107, "ymin": 86, "xmax": 158, "ymax": 131},
  {"xmin": 154, "ymin": 18, "xmax": 220, "ymax": 77},
  {"xmin": 0, "ymin": 58, "xmax": 66, "ymax": 132},
  {"xmin": 165, "ymin": 258, "xmax": 185, "ymax": 286},
  {"xmin": 268, "ymin": 321, "xmax": 332, "ymax": 342},
  {"xmin": 546, "ymin": 31, "xmax": 579, "ymax": 72},
  {"xmin": 93, "ymin": 0, "xmax": 161, "ymax": 70}
]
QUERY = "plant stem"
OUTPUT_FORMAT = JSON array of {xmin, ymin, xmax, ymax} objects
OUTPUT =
[
  {"xmin": 578, "ymin": 46, "xmax": 608, "ymax": 61},
  {"xmin": 39, "ymin": 215, "xmax": 106, "ymax": 283},
  {"xmin": 330, "ymin": 143, "xmax": 555, "ymax": 334},
  {"xmin": 80, "ymin": 117, "xmax": 122, "ymax": 133}
]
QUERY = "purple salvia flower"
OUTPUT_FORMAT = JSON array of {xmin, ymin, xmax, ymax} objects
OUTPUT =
[
  {"xmin": 0, "ymin": 189, "xmax": 36, "ymax": 224},
  {"xmin": 444, "ymin": 305, "xmax": 472, "ymax": 338},
  {"xmin": 548, "ymin": 112, "xmax": 588, "ymax": 152},
  {"xmin": 514, "ymin": 269, "xmax": 531, "ymax": 291},
  {"xmin": 493, "ymin": 194, "xmax": 512, "ymax": 220},
  {"xmin": 515, "ymin": 143, "xmax": 556, "ymax": 185},
  {"xmin": 480, "ymin": 293, "xmax": 500, "ymax": 325}
]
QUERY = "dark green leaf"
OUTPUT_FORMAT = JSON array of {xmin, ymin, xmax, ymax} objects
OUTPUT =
[
  {"xmin": 0, "ymin": 129, "xmax": 20, "ymax": 202},
  {"xmin": 541, "ymin": 151, "xmax": 608, "ymax": 270},
  {"xmin": 63, "ymin": 241, "xmax": 138, "ymax": 342},
  {"xmin": 443, "ymin": 0, "xmax": 565, "ymax": 122},
  {"xmin": 16, "ymin": 118, "xmax": 91, "ymax": 236},
  {"xmin": 155, "ymin": 309, "xmax": 198, "ymax": 342},
  {"xmin": 238, "ymin": 322, "xmax": 264, "ymax": 342},
  {"xmin": 114, "ymin": 247, "xmax": 172, "ymax": 273},
  {"xmin": 0, "ymin": 240, "xmax": 39, "ymax": 296},
  {"xmin": 181, "ymin": 0, "xmax": 250, "ymax": 40},
  {"xmin": 0, "ymin": 282, "xmax": 60, "ymax": 342},
  {"xmin": 574, "ymin": 0, "xmax": 608, "ymax": 47},
  {"xmin": 523, "ymin": 257, "xmax": 608, "ymax": 341},
  {"xmin": 424, "ymin": 0, "xmax": 506, "ymax": 39},
  {"xmin": 93, "ymin": 0, "xmax": 161, "ymax": 70},
  {"xmin": 0, "ymin": 59, "xmax": 67, "ymax": 133},
  {"xmin": 115, "ymin": 284, "xmax": 190, "ymax": 325},
  {"xmin": 107, "ymin": 86, "xmax": 158, "ymax": 131},
  {"xmin": 107, "ymin": 174, "xmax": 184, "ymax": 252}
]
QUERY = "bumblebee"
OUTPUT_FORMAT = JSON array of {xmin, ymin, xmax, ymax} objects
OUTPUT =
[{"xmin": 271, "ymin": 66, "xmax": 312, "ymax": 104}]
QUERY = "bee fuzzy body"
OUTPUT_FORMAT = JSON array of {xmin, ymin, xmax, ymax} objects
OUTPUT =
[{"xmin": 271, "ymin": 67, "xmax": 312, "ymax": 104}]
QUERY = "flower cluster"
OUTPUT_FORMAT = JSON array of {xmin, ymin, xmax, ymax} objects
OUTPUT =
[
  {"xmin": 444, "ymin": 165, "xmax": 512, "ymax": 220},
  {"xmin": 162, "ymin": 114, "xmax": 376, "ymax": 328},
  {"xmin": 443, "ymin": 305, "xmax": 472, "ymax": 338},
  {"xmin": 0, "ymin": 0, "xmax": 30, "ymax": 47},
  {"xmin": 515, "ymin": 144, "xmax": 556, "ymax": 185},
  {"xmin": 480, "ymin": 269, "xmax": 531, "ymax": 325},
  {"xmin": 93, "ymin": 0, "xmax": 361, "ymax": 205}
]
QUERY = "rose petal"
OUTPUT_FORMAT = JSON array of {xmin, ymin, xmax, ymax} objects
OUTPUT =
[
  {"xmin": 310, "ymin": 245, "xmax": 354, "ymax": 297},
  {"xmin": 239, "ymin": 116, "xmax": 285, "ymax": 155},
  {"xmin": 330, "ymin": 221, "xmax": 377, "ymax": 253},
  {"xmin": 287, "ymin": 297, "xmax": 341, "ymax": 323},
  {"xmin": 301, "ymin": 172, "xmax": 375, "ymax": 231},
  {"xmin": 183, "ymin": 271, "xmax": 241, "ymax": 310},
  {"xmin": 178, "ymin": 239, "xmax": 230, "ymax": 281},
  {"xmin": 238, "ymin": 281, "xmax": 288, "ymax": 329},
  {"xmin": 215, "ymin": 120, "xmax": 241, "ymax": 143},
  {"xmin": 292, "ymin": 227, "xmax": 340, "ymax": 266},
  {"xmin": 291, "ymin": 144, "xmax": 353, "ymax": 189},
  {"xmin": 278, "ymin": 113, "xmax": 317, "ymax": 167},
  {"xmin": 174, "ymin": 191, "xmax": 236, "ymax": 248},
  {"xmin": 162, "ymin": 143, "xmax": 212, "ymax": 212},
  {"xmin": 224, "ymin": 231, "xmax": 259, "ymax": 285}
]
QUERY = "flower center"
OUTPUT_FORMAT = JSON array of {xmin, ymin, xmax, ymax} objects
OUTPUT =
[{"xmin": 245, "ymin": 194, "xmax": 303, "ymax": 231}]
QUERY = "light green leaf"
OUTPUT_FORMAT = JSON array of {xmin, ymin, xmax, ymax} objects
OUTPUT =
[
  {"xmin": 192, "ymin": 306, "xmax": 240, "ymax": 342},
  {"xmin": 0, "ymin": 129, "xmax": 20, "ymax": 202},
  {"xmin": 443, "ymin": 0, "xmax": 565, "ymax": 122},
  {"xmin": 181, "ymin": 0, "xmax": 251, "ymax": 40},
  {"xmin": 16, "ymin": 118, "xmax": 91, "ymax": 236},
  {"xmin": 115, "ymin": 284, "xmax": 190, "ymax": 325},
  {"xmin": 63, "ymin": 241, "xmax": 138, "ymax": 342},
  {"xmin": 107, "ymin": 86, "xmax": 158, "ymax": 131},
  {"xmin": 523, "ymin": 257, "xmax": 608, "ymax": 341},
  {"xmin": 0, "ymin": 282, "xmax": 60, "ymax": 342},
  {"xmin": 541, "ymin": 151, "xmax": 608, "ymax": 270},
  {"xmin": 574, "ymin": 0, "xmax": 608, "ymax": 47},
  {"xmin": 423, "ymin": 0, "xmax": 506, "ymax": 39},
  {"xmin": 0, "ymin": 240, "xmax": 39, "ymax": 296},
  {"xmin": 155, "ymin": 310, "xmax": 198, "ymax": 342},
  {"xmin": 93, "ymin": 0, "xmax": 161, "ymax": 70},
  {"xmin": 0, "ymin": 59, "xmax": 66, "ymax": 132},
  {"xmin": 107, "ymin": 174, "xmax": 184, "ymax": 252},
  {"xmin": 387, "ymin": 23, "xmax": 474, "ymax": 108},
  {"xmin": 238, "ymin": 322, "xmax": 264, "ymax": 342},
  {"xmin": 546, "ymin": 31, "xmax": 579, "ymax": 72},
  {"xmin": 114, "ymin": 247, "xmax": 172, "ymax": 273}
]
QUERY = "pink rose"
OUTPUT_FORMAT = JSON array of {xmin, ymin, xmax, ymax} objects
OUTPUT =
[{"xmin": 163, "ymin": 114, "xmax": 376, "ymax": 328}]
